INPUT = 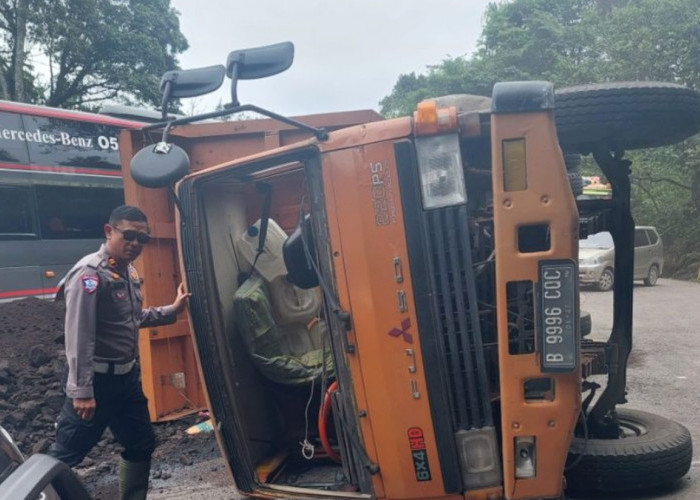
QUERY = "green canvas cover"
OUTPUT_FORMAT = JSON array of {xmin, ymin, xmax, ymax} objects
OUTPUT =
[{"xmin": 233, "ymin": 273, "xmax": 332, "ymax": 385}]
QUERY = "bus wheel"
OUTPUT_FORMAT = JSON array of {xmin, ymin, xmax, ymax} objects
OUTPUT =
[
  {"xmin": 565, "ymin": 409, "xmax": 692, "ymax": 493},
  {"xmin": 555, "ymin": 82, "xmax": 700, "ymax": 153}
]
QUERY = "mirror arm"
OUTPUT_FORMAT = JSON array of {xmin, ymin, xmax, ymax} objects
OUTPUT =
[
  {"xmin": 161, "ymin": 120, "xmax": 176, "ymax": 144},
  {"xmin": 141, "ymin": 104, "xmax": 329, "ymax": 141},
  {"xmin": 229, "ymin": 62, "xmax": 241, "ymax": 108},
  {"xmin": 246, "ymin": 104, "xmax": 328, "ymax": 141},
  {"xmin": 160, "ymin": 80, "xmax": 174, "ymax": 120}
]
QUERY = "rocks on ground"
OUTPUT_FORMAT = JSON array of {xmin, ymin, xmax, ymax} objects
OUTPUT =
[{"xmin": 0, "ymin": 297, "xmax": 220, "ymax": 498}]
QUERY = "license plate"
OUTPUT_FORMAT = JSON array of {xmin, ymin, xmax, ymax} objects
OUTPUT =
[{"xmin": 538, "ymin": 260, "xmax": 578, "ymax": 372}]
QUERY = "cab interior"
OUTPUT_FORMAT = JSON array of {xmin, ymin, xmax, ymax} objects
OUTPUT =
[{"xmin": 185, "ymin": 155, "xmax": 361, "ymax": 495}]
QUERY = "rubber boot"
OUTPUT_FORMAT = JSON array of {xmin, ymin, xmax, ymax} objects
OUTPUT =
[{"xmin": 118, "ymin": 458, "xmax": 151, "ymax": 500}]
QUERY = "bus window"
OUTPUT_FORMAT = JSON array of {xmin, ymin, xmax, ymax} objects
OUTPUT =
[
  {"xmin": 35, "ymin": 185, "xmax": 124, "ymax": 239},
  {"xmin": 23, "ymin": 115, "xmax": 122, "ymax": 172},
  {"xmin": 0, "ymin": 111, "xmax": 30, "ymax": 164},
  {"xmin": 0, "ymin": 185, "xmax": 36, "ymax": 238}
]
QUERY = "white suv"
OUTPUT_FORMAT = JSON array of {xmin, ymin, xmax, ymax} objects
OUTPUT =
[{"xmin": 579, "ymin": 226, "xmax": 664, "ymax": 291}]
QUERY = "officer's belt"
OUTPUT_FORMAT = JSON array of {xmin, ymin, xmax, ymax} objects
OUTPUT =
[{"xmin": 94, "ymin": 359, "xmax": 136, "ymax": 375}]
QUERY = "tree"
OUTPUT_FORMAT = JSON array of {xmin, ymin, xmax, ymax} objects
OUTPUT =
[
  {"xmin": 0, "ymin": 0, "xmax": 188, "ymax": 109},
  {"xmin": 381, "ymin": 0, "xmax": 605, "ymax": 117},
  {"xmin": 380, "ymin": 0, "xmax": 700, "ymax": 277},
  {"xmin": 379, "ymin": 60, "xmax": 495, "ymax": 118},
  {"xmin": 0, "ymin": 0, "xmax": 44, "ymax": 102}
]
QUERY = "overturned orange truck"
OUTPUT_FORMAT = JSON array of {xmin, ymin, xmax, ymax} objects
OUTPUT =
[{"xmin": 120, "ymin": 43, "xmax": 698, "ymax": 499}]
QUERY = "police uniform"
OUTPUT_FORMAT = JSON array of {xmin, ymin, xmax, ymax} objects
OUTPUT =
[{"xmin": 49, "ymin": 244, "xmax": 177, "ymax": 467}]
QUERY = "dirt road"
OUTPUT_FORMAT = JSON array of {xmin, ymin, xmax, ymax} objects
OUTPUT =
[{"xmin": 147, "ymin": 278, "xmax": 700, "ymax": 499}]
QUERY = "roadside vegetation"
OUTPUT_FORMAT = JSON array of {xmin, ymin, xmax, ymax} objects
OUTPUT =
[
  {"xmin": 381, "ymin": 0, "xmax": 700, "ymax": 279},
  {"xmin": 0, "ymin": 0, "xmax": 188, "ymax": 109}
]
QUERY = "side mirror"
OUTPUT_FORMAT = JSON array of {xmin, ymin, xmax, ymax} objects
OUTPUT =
[
  {"xmin": 129, "ymin": 142, "xmax": 190, "ymax": 188},
  {"xmin": 226, "ymin": 42, "xmax": 294, "ymax": 106},
  {"xmin": 159, "ymin": 64, "xmax": 226, "ymax": 119}
]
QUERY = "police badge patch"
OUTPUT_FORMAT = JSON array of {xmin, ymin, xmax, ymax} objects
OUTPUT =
[{"xmin": 82, "ymin": 274, "xmax": 99, "ymax": 293}]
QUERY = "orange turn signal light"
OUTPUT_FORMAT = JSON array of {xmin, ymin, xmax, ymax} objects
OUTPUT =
[{"xmin": 414, "ymin": 100, "xmax": 457, "ymax": 136}]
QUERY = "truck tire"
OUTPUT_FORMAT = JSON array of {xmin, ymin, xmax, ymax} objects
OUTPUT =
[
  {"xmin": 579, "ymin": 310, "xmax": 591, "ymax": 337},
  {"xmin": 563, "ymin": 153, "xmax": 581, "ymax": 172},
  {"xmin": 565, "ymin": 409, "xmax": 692, "ymax": 493},
  {"xmin": 555, "ymin": 82, "xmax": 700, "ymax": 153},
  {"xmin": 568, "ymin": 172, "xmax": 583, "ymax": 197}
]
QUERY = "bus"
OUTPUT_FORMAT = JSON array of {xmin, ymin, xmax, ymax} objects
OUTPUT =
[{"xmin": 0, "ymin": 100, "xmax": 143, "ymax": 301}]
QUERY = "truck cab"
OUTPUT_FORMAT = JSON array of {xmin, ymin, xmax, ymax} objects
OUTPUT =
[{"xmin": 122, "ymin": 43, "xmax": 699, "ymax": 499}]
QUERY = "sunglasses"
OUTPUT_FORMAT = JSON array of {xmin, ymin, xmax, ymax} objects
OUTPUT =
[{"xmin": 112, "ymin": 226, "xmax": 151, "ymax": 244}]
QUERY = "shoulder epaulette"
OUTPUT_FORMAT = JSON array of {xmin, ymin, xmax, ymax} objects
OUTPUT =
[{"xmin": 85, "ymin": 252, "xmax": 104, "ymax": 270}]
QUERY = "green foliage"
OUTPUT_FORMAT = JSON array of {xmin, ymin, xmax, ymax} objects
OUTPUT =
[
  {"xmin": 380, "ymin": 0, "xmax": 605, "ymax": 117},
  {"xmin": 628, "ymin": 140, "xmax": 700, "ymax": 277},
  {"xmin": 381, "ymin": 0, "xmax": 700, "ymax": 276},
  {"xmin": 379, "ymin": 59, "xmax": 494, "ymax": 117},
  {"xmin": 0, "ymin": 0, "xmax": 187, "ymax": 108},
  {"xmin": 592, "ymin": 0, "xmax": 700, "ymax": 86}
]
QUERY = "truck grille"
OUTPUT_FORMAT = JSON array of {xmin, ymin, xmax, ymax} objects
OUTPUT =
[{"xmin": 423, "ymin": 206, "xmax": 493, "ymax": 430}]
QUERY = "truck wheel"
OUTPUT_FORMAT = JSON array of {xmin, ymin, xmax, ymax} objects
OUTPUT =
[
  {"xmin": 565, "ymin": 409, "xmax": 692, "ymax": 493},
  {"xmin": 563, "ymin": 153, "xmax": 581, "ymax": 171},
  {"xmin": 555, "ymin": 82, "xmax": 700, "ymax": 153},
  {"xmin": 597, "ymin": 268, "xmax": 614, "ymax": 291},
  {"xmin": 579, "ymin": 310, "xmax": 591, "ymax": 337},
  {"xmin": 644, "ymin": 264, "xmax": 659, "ymax": 286},
  {"xmin": 568, "ymin": 172, "xmax": 583, "ymax": 197}
]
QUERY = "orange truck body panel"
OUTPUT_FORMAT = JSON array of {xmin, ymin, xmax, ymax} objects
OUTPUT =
[
  {"xmin": 119, "ymin": 110, "xmax": 383, "ymax": 421},
  {"xmin": 490, "ymin": 111, "xmax": 580, "ymax": 498},
  {"xmin": 322, "ymin": 142, "xmax": 446, "ymax": 498}
]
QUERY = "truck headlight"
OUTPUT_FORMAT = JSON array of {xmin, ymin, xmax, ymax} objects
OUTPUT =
[{"xmin": 415, "ymin": 134, "xmax": 467, "ymax": 209}]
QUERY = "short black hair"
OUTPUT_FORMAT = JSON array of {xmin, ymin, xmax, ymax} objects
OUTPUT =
[{"xmin": 109, "ymin": 205, "xmax": 148, "ymax": 226}]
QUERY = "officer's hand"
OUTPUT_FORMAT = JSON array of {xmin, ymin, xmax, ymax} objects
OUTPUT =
[
  {"xmin": 172, "ymin": 283, "xmax": 192, "ymax": 314},
  {"xmin": 73, "ymin": 397, "xmax": 96, "ymax": 421}
]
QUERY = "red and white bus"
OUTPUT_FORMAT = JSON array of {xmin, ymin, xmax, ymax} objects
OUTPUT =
[{"xmin": 0, "ymin": 101, "xmax": 144, "ymax": 301}]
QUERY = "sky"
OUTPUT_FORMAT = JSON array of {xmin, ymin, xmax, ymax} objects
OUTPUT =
[{"xmin": 169, "ymin": 0, "xmax": 494, "ymax": 117}]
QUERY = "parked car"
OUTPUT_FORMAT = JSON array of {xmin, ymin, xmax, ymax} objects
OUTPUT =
[
  {"xmin": 0, "ymin": 425, "xmax": 90, "ymax": 500},
  {"xmin": 579, "ymin": 226, "xmax": 664, "ymax": 291}
]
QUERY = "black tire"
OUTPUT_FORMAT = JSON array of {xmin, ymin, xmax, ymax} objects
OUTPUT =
[
  {"xmin": 568, "ymin": 172, "xmax": 583, "ymax": 197},
  {"xmin": 579, "ymin": 310, "xmax": 591, "ymax": 337},
  {"xmin": 565, "ymin": 409, "xmax": 692, "ymax": 493},
  {"xmin": 555, "ymin": 82, "xmax": 700, "ymax": 153},
  {"xmin": 644, "ymin": 264, "xmax": 660, "ymax": 286},
  {"xmin": 597, "ymin": 268, "xmax": 614, "ymax": 292},
  {"xmin": 563, "ymin": 153, "xmax": 582, "ymax": 171}
]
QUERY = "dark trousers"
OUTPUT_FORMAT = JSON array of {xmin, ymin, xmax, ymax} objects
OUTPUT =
[{"xmin": 48, "ymin": 366, "xmax": 156, "ymax": 466}]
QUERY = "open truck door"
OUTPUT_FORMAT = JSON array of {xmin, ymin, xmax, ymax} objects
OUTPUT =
[{"xmin": 119, "ymin": 44, "xmax": 382, "ymax": 422}]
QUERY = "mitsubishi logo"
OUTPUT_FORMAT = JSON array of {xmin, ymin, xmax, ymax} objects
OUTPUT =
[{"xmin": 388, "ymin": 318, "xmax": 413, "ymax": 344}]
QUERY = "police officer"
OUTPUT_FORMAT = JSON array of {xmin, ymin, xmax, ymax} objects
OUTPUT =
[{"xmin": 48, "ymin": 205, "xmax": 191, "ymax": 500}]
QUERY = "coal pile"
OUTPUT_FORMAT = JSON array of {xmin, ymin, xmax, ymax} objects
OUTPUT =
[
  {"xmin": 0, "ymin": 297, "xmax": 66, "ymax": 456},
  {"xmin": 0, "ymin": 297, "xmax": 219, "ymax": 498}
]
